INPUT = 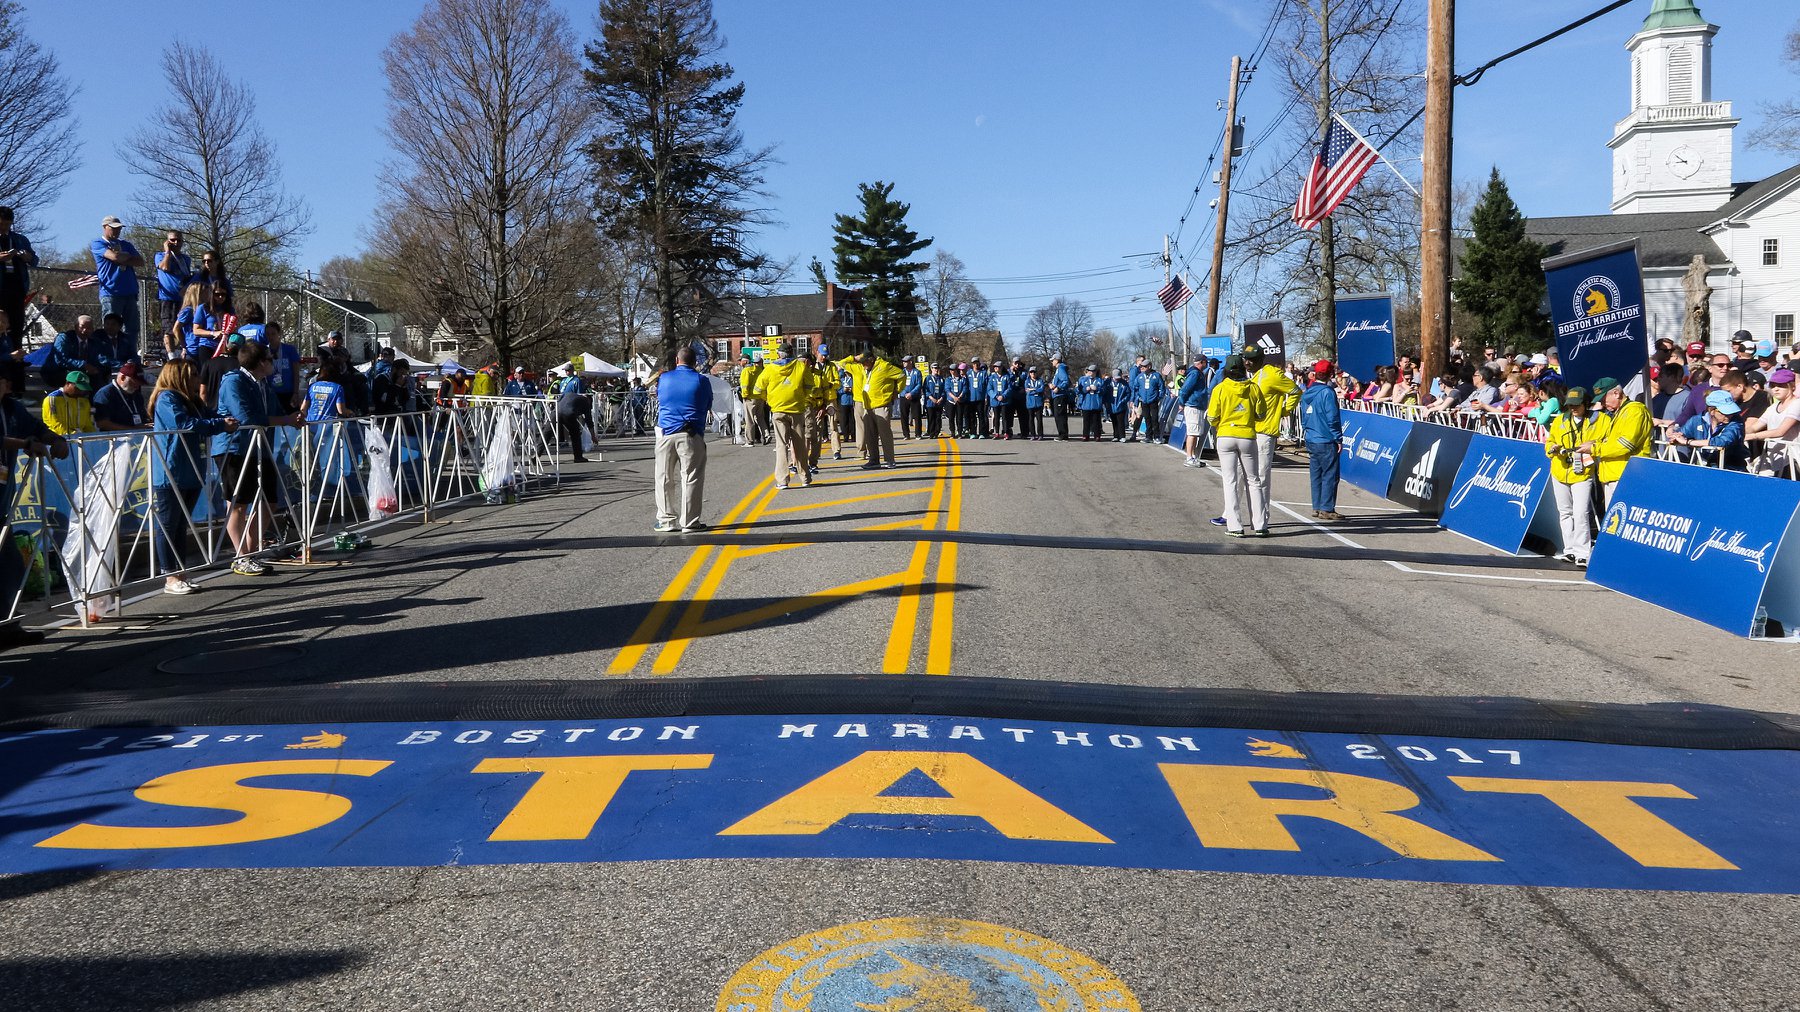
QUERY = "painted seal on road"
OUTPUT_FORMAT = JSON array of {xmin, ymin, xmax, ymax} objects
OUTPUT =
[{"xmin": 716, "ymin": 917, "xmax": 1140, "ymax": 1011}]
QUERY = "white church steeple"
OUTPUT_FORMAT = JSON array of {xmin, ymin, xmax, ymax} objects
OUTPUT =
[{"xmin": 1609, "ymin": 0, "xmax": 1738, "ymax": 213}]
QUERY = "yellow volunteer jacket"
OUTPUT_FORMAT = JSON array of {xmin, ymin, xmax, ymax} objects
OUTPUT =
[
  {"xmin": 1545, "ymin": 411, "xmax": 1609, "ymax": 484},
  {"xmin": 754, "ymin": 358, "xmax": 812, "ymax": 414},
  {"xmin": 835, "ymin": 356, "xmax": 907, "ymax": 409},
  {"xmin": 43, "ymin": 391, "xmax": 96, "ymax": 435},
  {"xmin": 1206, "ymin": 378, "xmax": 1268, "ymax": 440},
  {"xmin": 807, "ymin": 362, "xmax": 838, "ymax": 409},
  {"xmin": 738, "ymin": 362, "xmax": 764, "ymax": 401},
  {"xmin": 1593, "ymin": 400, "xmax": 1653, "ymax": 483},
  {"xmin": 470, "ymin": 371, "xmax": 496, "ymax": 397},
  {"xmin": 1252, "ymin": 364, "xmax": 1300, "ymax": 436}
]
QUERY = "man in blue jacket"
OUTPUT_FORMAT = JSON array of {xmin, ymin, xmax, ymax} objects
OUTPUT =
[
  {"xmin": 897, "ymin": 355, "xmax": 922, "ymax": 440},
  {"xmin": 944, "ymin": 364, "xmax": 967, "ymax": 439},
  {"xmin": 1075, "ymin": 364, "xmax": 1105, "ymax": 441},
  {"xmin": 1178, "ymin": 352, "xmax": 1212, "ymax": 466},
  {"xmin": 987, "ymin": 363, "xmax": 1013, "ymax": 439},
  {"xmin": 966, "ymin": 358, "xmax": 989, "ymax": 439},
  {"xmin": 923, "ymin": 362, "xmax": 946, "ymax": 438},
  {"xmin": 1130, "ymin": 362, "xmax": 1166, "ymax": 444},
  {"xmin": 1301, "ymin": 360, "xmax": 1345, "ymax": 519},
  {"xmin": 1048, "ymin": 354, "xmax": 1072, "ymax": 440},
  {"xmin": 1105, "ymin": 368, "xmax": 1132, "ymax": 441}
]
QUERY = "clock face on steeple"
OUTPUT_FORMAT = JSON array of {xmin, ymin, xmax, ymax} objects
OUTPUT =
[{"xmin": 1668, "ymin": 144, "xmax": 1703, "ymax": 179}]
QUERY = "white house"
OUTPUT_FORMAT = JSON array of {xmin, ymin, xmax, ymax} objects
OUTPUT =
[{"xmin": 1522, "ymin": 0, "xmax": 1798, "ymax": 353}]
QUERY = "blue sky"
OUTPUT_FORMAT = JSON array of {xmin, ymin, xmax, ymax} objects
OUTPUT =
[{"xmin": 23, "ymin": 0, "xmax": 1797, "ymax": 338}]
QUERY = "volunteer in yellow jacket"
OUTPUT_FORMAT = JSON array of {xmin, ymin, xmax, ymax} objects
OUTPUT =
[
  {"xmin": 736, "ymin": 352, "xmax": 767, "ymax": 446},
  {"xmin": 1545, "ymin": 386, "xmax": 1606, "ymax": 566},
  {"xmin": 836, "ymin": 347, "xmax": 906, "ymax": 469},
  {"xmin": 1243, "ymin": 344, "xmax": 1298, "ymax": 522},
  {"xmin": 755, "ymin": 343, "xmax": 813, "ymax": 490},
  {"xmin": 1586, "ymin": 376, "xmax": 1651, "ymax": 507},
  {"xmin": 1206, "ymin": 354, "xmax": 1271, "ymax": 537}
]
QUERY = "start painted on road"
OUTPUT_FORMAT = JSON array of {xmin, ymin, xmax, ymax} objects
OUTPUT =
[{"xmin": 0, "ymin": 714, "xmax": 1793, "ymax": 893}]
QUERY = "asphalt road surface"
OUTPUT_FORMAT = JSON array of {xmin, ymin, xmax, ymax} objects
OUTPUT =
[{"xmin": 2, "ymin": 430, "xmax": 1797, "ymax": 1011}]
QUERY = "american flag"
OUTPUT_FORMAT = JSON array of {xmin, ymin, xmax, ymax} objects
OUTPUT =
[
  {"xmin": 1293, "ymin": 115, "xmax": 1380, "ymax": 229},
  {"xmin": 1156, "ymin": 274, "xmax": 1192, "ymax": 314},
  {"xmin": 67, "ymin": 273, "xmax": 98, "ymax": 289}
]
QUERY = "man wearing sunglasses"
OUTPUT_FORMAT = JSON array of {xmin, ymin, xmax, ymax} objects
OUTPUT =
[
  {"xmin": 1672, "ymin": 353, "xmax": 1730, "ymax": 429},
  {"xmin": 156, "ymin": 230, "xmax": 192, "ymax": 360}
]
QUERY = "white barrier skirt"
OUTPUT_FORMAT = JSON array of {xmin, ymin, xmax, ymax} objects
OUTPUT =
[{"xmin": 58, "ymin": 440, "xmax": 134, "ymax": 620}]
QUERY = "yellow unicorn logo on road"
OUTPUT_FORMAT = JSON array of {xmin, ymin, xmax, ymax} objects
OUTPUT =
[
  {"xmin": 1247, "ymin": 738, "xmax": 1304, "ymax": 760},
  {"xmin": 285, "ymin": 731, "xmax": 346, "ymax": 750}
]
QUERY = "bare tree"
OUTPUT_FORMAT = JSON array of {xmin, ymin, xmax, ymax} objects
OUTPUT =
[
  {"xmin": 375, "ymin": 0, "xmax": 596, "ymax": 371},
  {"xmin": 123, "ymin": 42, "xmax": 310, "ymax": 278},
  {"xmin": 1753, "ymin": 21, "xmax": 1800, "ymax": 154},
  {"xmin": 1090, "ymin": 328, "xmax": 1121, "ymax": 371},
  {"xmin": 1023, "ymin": 297, "xmax": 1095, "ymax": 363},
  {"xmin": 0, "ymin": 2, "xmax": 78, "ymax": 223},
  {"xmin": 1224, "ymin": 0, "xmax": 1422, "ymax": 354},
  {"xmin": 917, "ymin": 251, "xmax": 996, "ymax": 360},
  {"xmin": 586, "ymin": 0, "xmax": 777, "ymax": 360}
]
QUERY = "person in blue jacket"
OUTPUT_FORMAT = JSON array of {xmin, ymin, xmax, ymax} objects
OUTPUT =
[
  {"xmin": 148, "ymin": 358, "xmax": 238, "ymax": 594},
  {"xmin": 944, "ymin": 365, "xmax": 968, "ymax": 439},
  {"xmin": 1131, "ymin": 362, "xmax": 1166, "ymax": 443},
  {"xmin": 211, "ymin": 341, "xmax": 299, "ymax": 576},
  {"xmin": 898, "ymin": 355, "xmax": 923, "ymax": 440},
  {"xmin": 983, "ymin": 361, "xmax": 1005, "ymax": 438},
  {"xmin": 835, "ymin": 359, "xmax": 857, "ymax": 451},
  {"xmin": 987, "ymin": 363, "xmax": 1013, "ymax": 439},
  {"xmin": 1075, "ymin": 364, "xmax": 1106, "ymax": 441},
  {"xmin": 1105, "ymin": 368, "xmax": 1132, "ymax": 441},
  {"xmin": 1301, "ymin": 360, "xmax": 1346, "ymax": 518},
  {"xmin": 1023, "ymin": 367, "xmax": 1046, "ymax": 440},
  {"xmin": 966, "ymin": 358, "xmax": 990, "ymax": 439},
  {"xmin": 922, "ymin": 362, "xmax": 947, "ymax": 438},
  {"xmin": 1178, "ymin": 352, "xmax": 1212, "ymax": 466},
  {"xmin": 1047, "ymin": 354, "xmax": 1073, "ymax": 440}
]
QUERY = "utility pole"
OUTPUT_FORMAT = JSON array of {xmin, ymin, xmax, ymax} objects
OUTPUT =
[
  {"xmin": 1420, "ymin": 0, "xmax": 1455, "ymax": 382},
  {"xmin": 1207, "ymin": 54, "xmax": 1243, "ymax": 336},
  {"xmin": 1315, "ymin": 0, "xmax": 1338, "ymax": 358},
  {"xmin": 1162, "ymin": 233, "xmax": 1175, "ymax": 364}
]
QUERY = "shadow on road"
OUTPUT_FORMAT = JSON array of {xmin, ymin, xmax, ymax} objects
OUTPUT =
[{"xmin": 0, "ymin": 952, "xmax": 361, "ymax": 1011}]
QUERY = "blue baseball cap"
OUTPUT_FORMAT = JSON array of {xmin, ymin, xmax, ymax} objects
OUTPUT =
[{"xmin": 1704, "ymin": 390, "xmax": 1740, "ymax": 415}]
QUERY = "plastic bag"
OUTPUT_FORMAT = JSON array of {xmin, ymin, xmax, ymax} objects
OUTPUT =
[
  {"xmin": 580, "ymin": 424, "xmax": 594, "ymax": 454},
  {"xmin": 364, "ymin": 423, "xmax": 400, "ymax": 518}
]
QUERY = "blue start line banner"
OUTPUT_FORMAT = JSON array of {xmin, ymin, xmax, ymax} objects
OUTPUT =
[
  {"xmin": 1, "ymin": 714, "xmax": 1792, "ymax": 893},
  {"xmin": 1544, "ymin": 241, "xmax": 1649, "ymax": 393},
  {"xmin": 1440, "ymin": 434, "xmax": 1558, "ymax": 554},
  {"xmin": 1198, "ymin": 335, "xmax": 1233, "ymax": 365},
  {"xmin": 1588, "ymin": 457, "xmax": 1800, "ymax": 636},
  {"xmin": 1334, "ymin": 294, "xmax": 1396, "ymax": 385},
  {"xmin": 1338, "ymin": 411, "xmax": 1412, "ymax": 497}
]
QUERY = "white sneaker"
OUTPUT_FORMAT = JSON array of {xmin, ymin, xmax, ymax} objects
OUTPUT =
[
  {"xmin": 1183, "ymin": 457, "xmax": 1202, "ymax": 467},
  {"xmin": 164, "ymin": 579, "xmax": 198, "ymax": 596},
  {"xmin": 230, "ymin": 558, "xmax": 267, "ymax": 576}
]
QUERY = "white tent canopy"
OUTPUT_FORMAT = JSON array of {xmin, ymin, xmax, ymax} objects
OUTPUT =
[
  {"xmin": 356, "ymin": 349, "xmax": 433, "ymax": 373},
  {"xmin": 567, "ymin": 352, "xmax": 626, "ymax": 377}
]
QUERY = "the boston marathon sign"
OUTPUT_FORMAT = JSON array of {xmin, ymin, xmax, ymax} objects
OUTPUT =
[
  {"xmin": 3, "ymin": 713, "xmax": 1797, "ymax": 893},
  {"xmin": 1543, "ymin": 240, "xmax": 1649, "ymax": 391}
]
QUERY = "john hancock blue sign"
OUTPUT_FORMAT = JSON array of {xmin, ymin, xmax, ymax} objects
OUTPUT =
[
  {"xmin": 1544, "ymin": 241, "xmax": 1648, "ymax": 392},
  {"xmin": 1334, "ymin": 294, "xmax": 1395, "ymax": 385},
  {"xmin": 1440, "ymin": 434, "xmax": 1552, "ymax": 554},
  {"xmin": 1338, "ymin": 410, "xmax": 1411, "ymax": 498},
  {"xmin": 1587, "ymin": 457, "xmax": 1800, "ymax": 636}
]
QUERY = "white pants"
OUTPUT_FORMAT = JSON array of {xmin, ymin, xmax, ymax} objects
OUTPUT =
[
  {"xmin": 1254, "ymin": 432, "xmax": 1277, "ymax": 519},
  {"xmin": 655, "ymin": 431, "xmax": 707, "ymax": 528},
  {"xmin": 1217, "ymin": 436, "xmax": 1267, "ymax": 533},
  {"xmin": 1552, "ymin": 478, "xmax": 1594, "ymax": 560}
]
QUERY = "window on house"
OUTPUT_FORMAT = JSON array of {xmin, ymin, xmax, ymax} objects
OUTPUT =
[
  {"xmin": 1764, "ymin": 239, "xmax": 1779, "ymax": 267},
  {"xmin": 1777, "ymin": 314, "xmax": 1795, "ymax": 346}
]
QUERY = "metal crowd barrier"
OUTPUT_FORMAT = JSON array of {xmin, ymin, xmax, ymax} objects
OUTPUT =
[{"xmin": 4, "ymin": 398, "xmax": 563, "ymax": 627}]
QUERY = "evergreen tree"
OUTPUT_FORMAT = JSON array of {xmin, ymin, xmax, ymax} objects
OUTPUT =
[
  {"xmin": 586, "ymin": 0, "xmax": 774, "ymax": 360},
  {"xmin": 1454, "ymin": 167, "xmax": 1550, "ymax": 351},
  {"xmin": 831, "ymin": 181, "xmax": 933, "ymax": 352}
]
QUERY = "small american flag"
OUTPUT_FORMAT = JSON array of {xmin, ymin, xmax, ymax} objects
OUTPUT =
[
  {"xmin": 67, "ymin": 273, "xmax": 98, "ymax": 289},
  {"xmin": 1156, "ymin": 274, "xmax": 1192, "ymax": 314},
  {"xmin": 1294, "ymin": 114, "xmax": 1380, "ymax": 229}
]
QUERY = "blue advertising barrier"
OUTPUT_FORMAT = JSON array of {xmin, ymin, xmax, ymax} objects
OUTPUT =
[
  {"xmin": 1338, "ymin": 410, "xmax": 1412, "ymax": 497},
  {"xmin": 1334, "ymin": 294, "xmax": 1395, "ymax": 384},
  {"xmin": 1387, "ymin": 421, "xmax": 1474, "ymax": 519},
  {"xmin": 1544, "ymin": 241, "xmax": 1649, "ymax": 393},
  {"xmin": 1440, "ymin": 434, "xmax": 1558, "ymax": 554},
  {"xmin": 1198, "ymin": 335, "xmax": 1233, "ymax": 364},
  {"xmin": 1588, "ymin": 457, "xmax": 1800, "ymax": 637},
  {"xmin": 1, "ymin": 714, "xmax": 1795, "ymax": 893}
]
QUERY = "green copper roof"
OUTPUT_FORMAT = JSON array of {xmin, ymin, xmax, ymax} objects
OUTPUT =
[{"xmin": 1643, "ymin": 0, "xmax": 1707, "ymax": 31}]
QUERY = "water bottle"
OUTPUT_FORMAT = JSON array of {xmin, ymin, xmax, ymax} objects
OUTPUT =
[{"xmin": 1751, "ymin": 605, "xmax": 1768, "ymax": 639}]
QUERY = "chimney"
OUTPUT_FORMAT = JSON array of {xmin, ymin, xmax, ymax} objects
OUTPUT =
[{"xmin": 825, "ymin": 282, "xmax": 837, "ymax": 313}]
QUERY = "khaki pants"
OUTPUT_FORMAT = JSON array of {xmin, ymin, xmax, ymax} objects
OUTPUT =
[
  {"xmin": 772, "ymin": 411, "xmax": 808, "ymax": 487},
  {"xmin": 805, "ymin": 409, "xmax": 824, "ymax": 471},
  {"xmin": 654, "ymin": 431, "xmax": 707, "ymax": 528},
  {"xmin": 860, "ymin": 403, "xmax": 895, "ymax": 466}
]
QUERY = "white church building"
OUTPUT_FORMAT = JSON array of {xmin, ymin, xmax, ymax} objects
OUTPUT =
[{"xmin": 1522, "ymin": 0, "xmax": 1798, "ymax": 353}]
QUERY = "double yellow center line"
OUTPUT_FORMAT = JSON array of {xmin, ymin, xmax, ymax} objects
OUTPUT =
[{"xmin": 607, "ymin": 438, "xmax": 965, "ymax": 676}]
